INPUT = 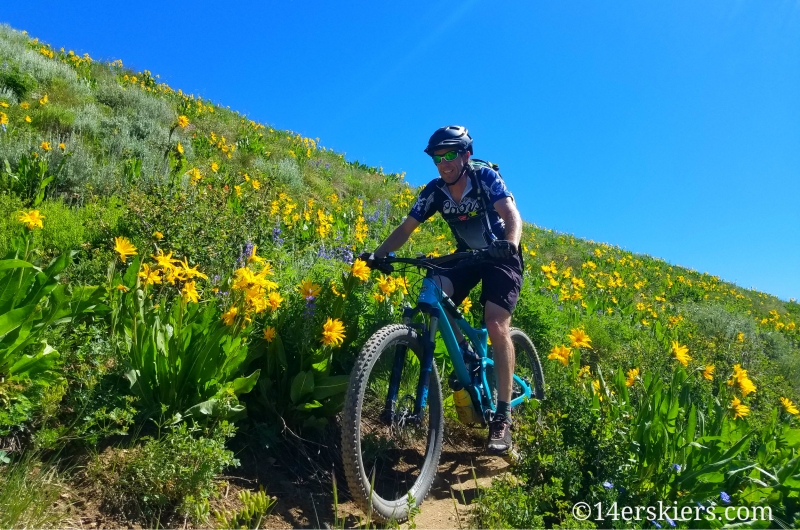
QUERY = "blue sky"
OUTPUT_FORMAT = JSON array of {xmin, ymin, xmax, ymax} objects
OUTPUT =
[{"xmin": 7, "ymin": 1, "xmax": 799, "ymax": 300}]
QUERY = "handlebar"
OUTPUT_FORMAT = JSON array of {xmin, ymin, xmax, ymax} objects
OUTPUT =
[{"xmin": 369, "ymin": 249, "xmax": 491, "ymax": 274}]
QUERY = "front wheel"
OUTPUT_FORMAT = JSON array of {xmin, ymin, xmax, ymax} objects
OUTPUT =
[{"xmin": 341, "ymin": 324, "xmax": 444, "ymax": 523}]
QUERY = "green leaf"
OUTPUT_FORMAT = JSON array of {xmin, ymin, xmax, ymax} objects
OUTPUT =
[
  {"xmin": 122, "ymin": 255, "xmax": 141, "ymax": 290},
  {"xmin": 290, "ymin": 371, "xmax": 315, "ymax": 404},
  {"xmin": 0, "ymin": 304, "xmax": 37, "ymax": 337},
  {"xmin": 231, "ymin": 370, "xmax": 260, "ymax": 396},
  {"xmin": 296, "ymin": 400, "xmax": 323, "ymax": 410},
  {"xmin": 0, "ymin": 259, "xmax": 38, "ymax": 273},
  {"xmin": 312, "ymin": 375, "xmax": 349, "ymax": 401}
]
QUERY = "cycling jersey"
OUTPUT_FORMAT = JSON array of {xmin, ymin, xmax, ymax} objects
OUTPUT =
[{"xmin": 407, "ymin": 165, "xmax": 513, "ymax": 251}]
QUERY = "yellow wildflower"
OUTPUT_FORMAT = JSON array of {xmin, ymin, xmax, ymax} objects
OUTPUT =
[
  {"xmin": 671, "ymin": 341, "xmax": 691, "ymax": 367},
  {"xmin": 263, "ymin": 326, "xmax": 276, "ymax": 342},
  {"xmin": 177, "ymin": 115, "xmax": 189, "ymax": 128},
  {"xmin": 593, "ymin": 379, "xmax": 603, "ymax": 401},
  {"xmin": 702, "ymin": 365, "xmax": 715, "ymax": 381},
  {"xmin": 39, "ymin": 94, "xmax": 48, "ymax": 105},
  {"xmin": 211, "ymin": 162, "xmax": 219, "ymax": 173},
  {"xmin": 321, "ymin": 317, "xmax": 346, "ymax": 347},
  {"xmin": 737, "ymin": 332, "xmax": 744, "ymax": 343},
  {"xmin": 729, "ymin": 364, "xmax": 757, "ymax": 397},
  {"xmin": 252, "ymin": 179, "xmax": 260, "ymax": 190},
  {"xmin": 138, "ymin": 263, "xmax": 162, "ymax": 286},
  {"xmin": 267, "ymin": 292, "xmax": 284, "ymax": 312},
  {"xmin": 25, "ymin": 115, "xmax": 31, "ymax": 123},
  {"xmin": 351, "ymin": 258, "xmax": 370, "ymax": 281},
  {"xmin": 568, "ymin": 328, "xmax": 592, "ymax": 349},
  {"xmin": 547, "ymin": 345, "xmax": 571, "ymax": 367},
  {"xmin": 577, "ymin": 365, "xmax": 591, "ymax": 378},
  {"xmin": 176, "ymin": 142, "xmax": 184, "ymax": 155},
  {"xmin": 780, "ymin": 397, "xmax": 799, "ymax": 416},
  {"xmin": 730, "ymin": 396, "xmax": 749, "ymax": 420},
  {"xmin": 114, "ymin": 236, "xmax": 137, "ymax": 262},
  {"xmin": 116, "ymin": 284, "xmax": 129, "ymax": 292},
  {"xmin": 247, "ymin": 245, "xmax": 266, "ymax": 265},
  {"xmin": 17, "ymin": 209, "xmax": 44, "ymax": 230},
  {"xmin": 0, "ymin": 112, "xmax": 7, "ymax": 125},
  {"xmin": 222, "ymin": 306, "xmax": 238, "ymax": 326},
  {"xmin": 182, "ymin": 281, "xmax": 199, "ymax": 303},
  {"xmin": 151, "ymin": 249, "xmax": 178, "ymax": 271},
  {"xmin": 377, "ymin": 274, "xmax": 397, "ymax": 295},
  {"xmin": 625, "ymin": 368, "xmax": 639, "ymax": 387},
  {"xmin": 188, "ymin": 167, "xmax": 202, "ymax": 183},
  {"xmin": 461, "ymin": 298, "xmax": 473, "ymax": 314},
  {"xmin": 298, "ymin": 279, "xmax": 321, "ymax": 299}
]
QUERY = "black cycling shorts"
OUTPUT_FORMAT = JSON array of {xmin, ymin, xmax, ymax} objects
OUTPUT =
[{"xmin": 438, "ymin": 253, "xmax": 524, "ymax": 314}]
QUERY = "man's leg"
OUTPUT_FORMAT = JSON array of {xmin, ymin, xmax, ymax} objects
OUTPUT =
[{"xmin": 484, "ymin": 301, "xmax": 514, "ymax": 404}]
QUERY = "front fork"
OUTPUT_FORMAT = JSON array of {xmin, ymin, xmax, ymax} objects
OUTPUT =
[{"xmin": 380, "ymin": 307, "xmax": 426, "ymax": 425}]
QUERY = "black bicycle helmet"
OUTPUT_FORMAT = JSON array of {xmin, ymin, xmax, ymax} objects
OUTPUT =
[{"xmin": 424, "ymin": 125, "xmax": 473, "ymax": 155}]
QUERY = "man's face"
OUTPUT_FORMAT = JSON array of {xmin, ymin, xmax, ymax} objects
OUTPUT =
[{"xmin": 433, "ymin": 148, "xmax": 469, "ymax": 184}]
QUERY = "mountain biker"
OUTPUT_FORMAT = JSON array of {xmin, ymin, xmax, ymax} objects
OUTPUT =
[{"xmin": 362, "ymin": 125, "xmax": 523, "ymax": 455}]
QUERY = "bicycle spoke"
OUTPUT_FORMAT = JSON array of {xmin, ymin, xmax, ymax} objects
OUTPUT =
[{"xmin": 358, "ymin": 339, "xmax": 431, "ymax": 502}]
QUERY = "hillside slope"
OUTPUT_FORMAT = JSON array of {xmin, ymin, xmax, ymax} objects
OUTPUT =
[{"xmin": 1, "ymin": 25, "xmax": 799, "ymax": 528}]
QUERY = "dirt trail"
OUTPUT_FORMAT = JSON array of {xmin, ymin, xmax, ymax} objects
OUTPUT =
[{"xmin": 266, "ymin": 426, "xmax": 510, "ymax": 529}]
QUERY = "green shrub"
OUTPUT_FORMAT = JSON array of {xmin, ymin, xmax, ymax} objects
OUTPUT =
[
  {"xmin": 31, "ymin": 104, "xmax": 75, "ymax": 134},
  {"xmin": 91, "ymin": 421, "xmax": 239, "ymax": 523},
  {"xmin": 0, "ymin": 64, "xmax": 36, "ymax": 101}
]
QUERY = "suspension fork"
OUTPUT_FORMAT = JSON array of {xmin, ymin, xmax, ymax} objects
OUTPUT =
[
  {"xmin": 413, "ymin": 310, "xmax": 438, "ymax": 418},
  {"xmin": 381, "ymin": 307, "xmax": 418, "ymax": 424}
]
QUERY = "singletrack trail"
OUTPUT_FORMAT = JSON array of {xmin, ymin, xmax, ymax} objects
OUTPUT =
[{"xmin": 330, "ymin": 425, "xmax": 513, "ymax": 529}]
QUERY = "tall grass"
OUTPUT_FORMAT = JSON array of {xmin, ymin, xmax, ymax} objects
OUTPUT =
[{"xmin": 0, "ymin": 454, "xmax": 69, "ymax": 529}]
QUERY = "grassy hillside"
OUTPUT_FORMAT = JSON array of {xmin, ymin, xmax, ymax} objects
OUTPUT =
[{"xmin": 1, "ymin": 25, "xmax": 799, "ymax": 528}]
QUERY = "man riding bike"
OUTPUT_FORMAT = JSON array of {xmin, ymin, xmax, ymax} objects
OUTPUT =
[{"xmin": 362, "ymin": 125, "xmax": 524, "ymax": 454}]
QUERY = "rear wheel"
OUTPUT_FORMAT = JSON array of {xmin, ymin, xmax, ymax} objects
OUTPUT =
[
  {"xmin": 486, "ymin": 327, "xmax": 545, "ymax": 414},
  {"xmin": 341, "ymin": 324, "xmax": 444, "ymax": 523}
]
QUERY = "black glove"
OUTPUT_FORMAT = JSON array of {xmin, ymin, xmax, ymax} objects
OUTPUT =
[
  {"xmin": 487, "ymin": 240, "xmax": 517, "ymax": 260},
  {"xmin": 358, "ymin": 252, "xmax": 376, "ymax": 268}
]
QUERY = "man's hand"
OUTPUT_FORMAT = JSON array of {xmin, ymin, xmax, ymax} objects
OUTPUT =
[
  {"xmin": 359, "ymin": 252, "xmax": 393, "ymax": 273},
  {"xmin": 487, "ymin": 240, "xmax": 517, "ymax": 260},
  {"xmin": 358, "ymin": 252, "xmax": 376, "ymax": 268}
]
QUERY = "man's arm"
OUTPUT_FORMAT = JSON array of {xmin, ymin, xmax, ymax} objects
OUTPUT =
[
  {"xmin": 493, "ymin": 197, "xmax": 522, "ymax": 247},
  {"xmin": 374, "ymin": 216, "xmax": 421, "ymax": 258}
]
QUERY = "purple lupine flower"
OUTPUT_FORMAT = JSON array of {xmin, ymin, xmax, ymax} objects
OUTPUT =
[
  {"xmin": 304, "ymin": 296, "xmax": 316, "ymax": 319},
  {"xmin": 272, "ymin": 227, "xmax": 284, "ymax": 246},
  {"xmin": 602, "ymin": 481, "xmax": 613, "ymax": 489},
  {"xmin": 651, "ymin": 521, "xmax": 662, "ymax": 529},
  {"xmin": 720, "ymin": 491, "xmax": 731, "ymax": 504},
  {"xmin": 665, "ymin": 516, "xmax": 676, "ymax": 527},
  {"xmin": 672, "ymin": 464, "xmax": 681, "ymax": 472},
  {"xmin": 340, "ymin": 247, "xmax": 354, "ymax": 265}
]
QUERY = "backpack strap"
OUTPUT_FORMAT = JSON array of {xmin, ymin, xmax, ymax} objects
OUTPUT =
[{"xmin": 466, "ymin": 161, "xmax": 499, "ymax": 244}]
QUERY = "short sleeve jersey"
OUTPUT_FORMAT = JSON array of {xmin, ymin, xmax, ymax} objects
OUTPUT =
[{"xmin": 407, "ymin": 164, "xmax": 513, "ymax": 251}]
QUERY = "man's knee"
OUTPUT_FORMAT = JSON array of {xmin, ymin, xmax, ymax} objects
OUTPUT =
[{"xmin": 485, "ymin": 301, "xmax": 511, "ymax": 337}]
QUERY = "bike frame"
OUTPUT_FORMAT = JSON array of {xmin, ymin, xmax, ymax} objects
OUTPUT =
[{"xmin": 384, "ymin": 263, "xmax": 533, "ymax": 424}]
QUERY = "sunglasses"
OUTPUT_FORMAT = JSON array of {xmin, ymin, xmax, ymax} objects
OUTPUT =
[{"xmin": 431, "ymin": 150, "xmax": 463, "ymax": 164}]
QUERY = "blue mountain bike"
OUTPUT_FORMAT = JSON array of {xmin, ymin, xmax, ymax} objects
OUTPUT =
[{"xmin": 341, "ymin": 251, "xmax": 545, "ymax": 522}]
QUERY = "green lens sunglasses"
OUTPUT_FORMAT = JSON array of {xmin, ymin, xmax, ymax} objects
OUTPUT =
[{"xmin": 431, "ymin": 150, "xmax": 462, "ymax": 164}]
